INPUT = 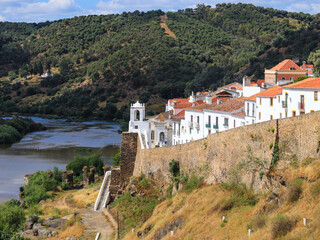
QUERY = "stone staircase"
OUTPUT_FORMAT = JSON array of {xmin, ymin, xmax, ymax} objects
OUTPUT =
[{"xmin": 94, "ymin": 171, "xmax": 111, "ymax": 211}]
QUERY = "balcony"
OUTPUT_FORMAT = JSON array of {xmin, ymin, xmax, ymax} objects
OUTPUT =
[
  {"xmin": 188, "ymin": 122, "xmax": 193, "ymax": 128},
  {"xmin": 213, "ymin": 125, "xmax": 218, "ymax": 129},
  {"xmin": 282, "ymin": 101, "xmax": 288, "ymax": 108},
  {"xmin": 194, "ymin": 122, "xmax": 200, "ymax": 129},
  {"xmin": 298, "ymin": 102, "xmax": 305, "ymax": 110},
  {"xmin": 205, "ymin": 123, "xmax": 211, "ymax": 128}
]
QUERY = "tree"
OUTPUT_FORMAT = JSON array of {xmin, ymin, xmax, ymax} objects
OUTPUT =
[
  {"xmin": 308, "ymin": 49, "xmax": 320, "ymax": 77},
  {"xmin": 0, "ymin": 201, "xmax": 25, "ymax": 236},
  {"xmin": 112, "ymin": 149, "xmax": 121, "ymax": 166},
  {"xmin": 59, "ymin": 58, "xmax": 72, "ymax": 76},
  {"xmin": 8, "ymin": 71, "xmax": 17, "ymax": 81}
]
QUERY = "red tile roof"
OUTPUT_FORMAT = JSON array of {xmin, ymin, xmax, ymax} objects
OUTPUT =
[
  {"xmin": 270, "ymin": 59, "xmax": 302, "ymax": 71},
  {"xmin": 256, "ymin": 79, "xmax": 265, "ymax": 87},
  {"xmin": 186, "ymin": 98, "xmax": 245, "ymax": 116},
  {"xmin": 284, "ymin": 78, "xmax": 320, "ymax": 89},
  {"xmin": 255, "ymin": 85, "xmax": 282, "ymax": 98}
]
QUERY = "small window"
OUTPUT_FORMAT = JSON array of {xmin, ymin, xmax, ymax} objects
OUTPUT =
[
  {"xmin": 290, "ymin": 77, "xmax": 294, "ymax": 81},
  {"xmin": 224, "ymin": 118, "xmax": 229, "ymax": 126},
  {"xmin": 197, "ymin": 116, "xmax": 200, "ymax": 123},
  {"xmin": 234, "ymin": 119, "xmax": 236, "ymax": 127},
  {"xmin": 280, "ymin": 113, "xmax": 282, "ymax": 118},
  {"xmin": 278, "ymin": 96, "xmax": 280, "ymax": 103},
  {"xmin": 289, "ymin": 67, "xmax": 294, "ymax": 70},
  {"xmin": 311, "ymin": 110, "xmax": 315, "ymax": 112},
  {"xmin": 270, "ymin": 115, "xmax": 273, "ymax": 120},
  {"xmin": 292, "ymin": 111, "xmax": 296, "ymax": 117},
  {"xmin": 270, "ymin": 98, "xmax": 273, "ymax": 106},
  {"xmin": 151, "ymin": 130, "xmax": 155, "ymax": 140},
  {"xmin": 191, "ymin": 115, "xmax": 193, "ymax": 122},
  {"xmin": 315, "ymin": 91, "xmax": 318, "ymax": 101},
  {"xmin": 259, "ymin": 112, "xmax": 261, "ymax": 120},
  {"xmin": 282, "ymin": 77, "xmax": 285, "ymax": 80}
]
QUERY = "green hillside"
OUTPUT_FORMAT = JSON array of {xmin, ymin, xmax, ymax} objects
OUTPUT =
[{"xmin": 0, "ymin": 3, "xmax": 319, "ymax": 126}]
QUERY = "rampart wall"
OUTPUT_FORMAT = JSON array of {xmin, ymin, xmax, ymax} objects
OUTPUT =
[{"xmin": 132, "ymin": 111, "xmax": 320, "ymax": 192}]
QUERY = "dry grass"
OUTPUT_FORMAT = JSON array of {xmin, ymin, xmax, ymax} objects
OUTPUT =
[
  {"xmin": 46, "ymin": 221, "xmax": 85, "ymax": 239},
  {"xmin": 69, "ymin": 186, "xmax": 100, "ymax": 208},
  {"xmin": 122, "ymin": 160, "xmax": 320, "ymax": 240}
]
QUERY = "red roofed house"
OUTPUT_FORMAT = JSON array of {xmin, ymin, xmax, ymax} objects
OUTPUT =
[
  {"xmin": 264, "ymin": 59, "xmax": 308, "ymax": 86},
  {"xmin": 300, "ymin": 61, "xmax": 314, "ymax": 77}
]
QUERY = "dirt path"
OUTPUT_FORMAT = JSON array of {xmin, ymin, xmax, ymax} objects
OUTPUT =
[
  {"xmin": 80, "ymin": 209, "xmax": 114, "ymax": 240},
  {"xmin": 160, "ymin": 15, "xmax": 176, "ymax": 38}
]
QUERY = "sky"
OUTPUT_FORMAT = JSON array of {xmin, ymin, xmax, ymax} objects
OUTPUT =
[{"xmin": 0, "ymin": 0, "xmax": 319, "ymax": 23}]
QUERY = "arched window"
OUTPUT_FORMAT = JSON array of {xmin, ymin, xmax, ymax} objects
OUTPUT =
[
  {"xmin": 159, "ymin": 132, "xmax": 165, "ymax": 142},
  {"xmin": 134, "ymin": 110, "xmax": 140, "ymax": 121},
  {"xmin": 151, "ymin": 130, "xmax": 155, "ymax": 140}
]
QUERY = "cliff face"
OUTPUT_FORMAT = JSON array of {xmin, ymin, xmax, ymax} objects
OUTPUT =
[{"xmin": 131, "ymin": 111, "xmax": 320, "ymax": 192}]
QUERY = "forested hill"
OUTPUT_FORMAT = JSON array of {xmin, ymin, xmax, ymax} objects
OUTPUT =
[{"xmin": 0, "ymin": 3, "xmax": 319, "ymax": 125}]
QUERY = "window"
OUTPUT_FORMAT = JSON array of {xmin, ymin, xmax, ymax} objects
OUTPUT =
[
  {"xmin": 135, "ymin": 126, "xmax": 138, "ymax": 129},
  {"xmin": 311, "ymin": 110, "xmax": 315, "ymax": 112},
  {"xmin": 259, "ymin": 97, "xmax": 262, "ymax": 105},
  {"xmin": 234, "ymin": 119, "xmax": 236, "ymax": 127},
  {"xmin": 300, "ymin": 111, "xmax": 305, "ymax": 115},
  {"xmin": 282, "ymin": 77, "xmax": 285, "ymax": 80},
  {"xmin": 289, "ymin": 67, "xmax": 294, "ymax": 70},
  {"xmin": 252, "ymin": 103, "xmax": 255, "ymax": 116},
  {"xmin": 197, "ymin": 116, "xmax": 199, "ymax": 123},
  {"xmin": 159, "ymin": 132, "xmax": 165, "ymax": 142},
  {"xmin": 134, "ymin": 110, "xmax": 140, "ymax": 121},
  {"xmin": 224, "ymin": 118, "xmax": 229, "ymax": 127},
  {"xmin": 315, "ymin": 91, "xmax": 318, "ymax": 101},
  {"xmin": 300, "ymin": 95, "xmax": 305, "ymax": 109},
  {"xmin": 280, "ymin": 113, "xmax": 282, "ymax": 118},
  {"xmin": 270, "ymin": 97, "xmax": 273, "ymax": 106},
  {"xmin": 259, "ymin": 112, "xmax": 261, "ymax": 120},
  {"xmin": 285, "ymin": 111, "xmax": 288, "ymax": 118},
  {"xmin": 191, "ymin": 115, "xmax": 193, "ymax": 122},
  {"xmin": 292, "ymin": 111, "xmax": 296, "ymax": 117},
  {"xmin": 216, "ymin": 117, "xmax": 219, "ymax": 127},
  {"xmin": 247, "ymin": 103, "xmax": 249, "ymax": 116},
  {"xmin": 270, "ymin": 115, "xmax": 273, "ymax": 120},
  {"xmin": 151, "ymin": 130, "xmax": 155, "ymax": 140},
  {"xmin": 278, "ymin": 96, "xmax": 280, "ymax": 103}
]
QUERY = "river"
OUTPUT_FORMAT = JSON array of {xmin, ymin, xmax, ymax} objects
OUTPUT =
[{"xmin": 0, "ymin": 116, "xmax": 122, "ymax": 202}]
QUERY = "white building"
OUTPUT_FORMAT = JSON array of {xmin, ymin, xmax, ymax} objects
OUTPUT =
[
  {"xmin": 172, "ymin": 98, "xmax": 245, "ymax": 145},
  {"xmin": 282, "ymin": 78, "xmax": 320, "ymax": 117}
]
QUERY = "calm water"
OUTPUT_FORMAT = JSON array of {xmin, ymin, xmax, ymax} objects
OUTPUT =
[{"xmin": 0, "ymin": 116, "xmax": 122, "ymax": 202}]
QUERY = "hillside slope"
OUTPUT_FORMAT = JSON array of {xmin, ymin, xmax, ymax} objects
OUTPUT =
[
  {"xmin": 123, "ymin": 158, "xmax": 320, "ymax": 240},
  {"xmin": 0, "ymin": 4, "xmax": 319, "ymax": 123}
]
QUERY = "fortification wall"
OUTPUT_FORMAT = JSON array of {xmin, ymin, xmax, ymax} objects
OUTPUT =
[{"xmin": 133, "ymin": 112, "xmax": 320, "ymax": 192}]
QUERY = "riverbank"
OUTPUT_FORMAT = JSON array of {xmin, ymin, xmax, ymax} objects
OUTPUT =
[
  {"xmin": 0, "ymin": 116, "xmax": 121, "ymax": 202},
  {"xmin": 0, "ymin": 117, "xmax": 46, "ymax": 144}
]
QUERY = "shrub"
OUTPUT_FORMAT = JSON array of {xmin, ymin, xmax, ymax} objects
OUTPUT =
[
  {"xmin": 112, "ymin": 149, "xmax": 121, "ymax": 166},
  {"xmin": 271, "ymin": 215, "xmax": 296, "ymax": 238},
  {"xmin": 169, "ymin": 160, "xmax": 180, "ymax": 178},
  {"xmin": 66, "ymin": 153, "xmax": 104, "ymax": 176},
  {"xmin": 24, "ymin": 171, "xmax": 58, "ymax": 206},
  {"xmin": 0, "ymin": 125, "xmax": 22, "ymax": 144},
  {"xmin": 53, "ymin": 166, "xmax": 62, "ymax": 182},
  {"xmin": 183, "ymin": 175, "xmax": 204, "ymax": 193},
  {"xmin": 287, "ymin": 178, "xmax": 303, "ymax": 202},
  {"xmin": 0, "ymin": 201, "xmax": 25, "ymax": 236},
  {"xmin": 220, "ymin": 182, "xmax": 258, "ymax": 211},
  {"xmin": 252, "ymin": 214, "xmax": 266, "ymax": 229}
]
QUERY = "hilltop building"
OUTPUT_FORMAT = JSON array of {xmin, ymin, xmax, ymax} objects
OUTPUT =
[
  {"xmin": 264, "ymin": 59, "xmax": 308, "ymax": 86},
  {"xmin": 129, "ymin": 59, "xmax": 318, "ymax": 149}
]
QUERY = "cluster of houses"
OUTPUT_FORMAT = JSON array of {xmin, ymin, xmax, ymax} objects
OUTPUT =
[{"xmin": 128, "ymin": 59, "xmax": 319, "ymax": 149}]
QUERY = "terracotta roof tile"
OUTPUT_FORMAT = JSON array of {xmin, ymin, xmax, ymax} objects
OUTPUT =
[
  {"xmin": 270, "ymin": 59, "xmax": 302, "ymax": 71},
  {"xmin": 255, "ymin": 85, "xmax": 282, "ymax": 98},
  {"xmin": 284, "ymin": 78, "xmax": 320, "ymax": 89}
]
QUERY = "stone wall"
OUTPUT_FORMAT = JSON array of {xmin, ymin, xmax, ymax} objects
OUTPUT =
[
  {"xmin": 133, "ymin": 111, "xmax": 320, "ymax": 192},
  {"xmin": 120, "ymin": 133, "xmax": 138, "ymax": 186}
]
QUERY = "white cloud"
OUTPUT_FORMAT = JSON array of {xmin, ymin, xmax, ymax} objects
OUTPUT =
[
  {"xmin": 286, "ymin": 2, "xmax": 320, "ymax": 14},
  {"xmin": 1, "ymin": 0, "xmax": 82, "ymax": 22},
  {"xmin": 0, "ymin": 15, "xmax": 5, "ymax": 21}
]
